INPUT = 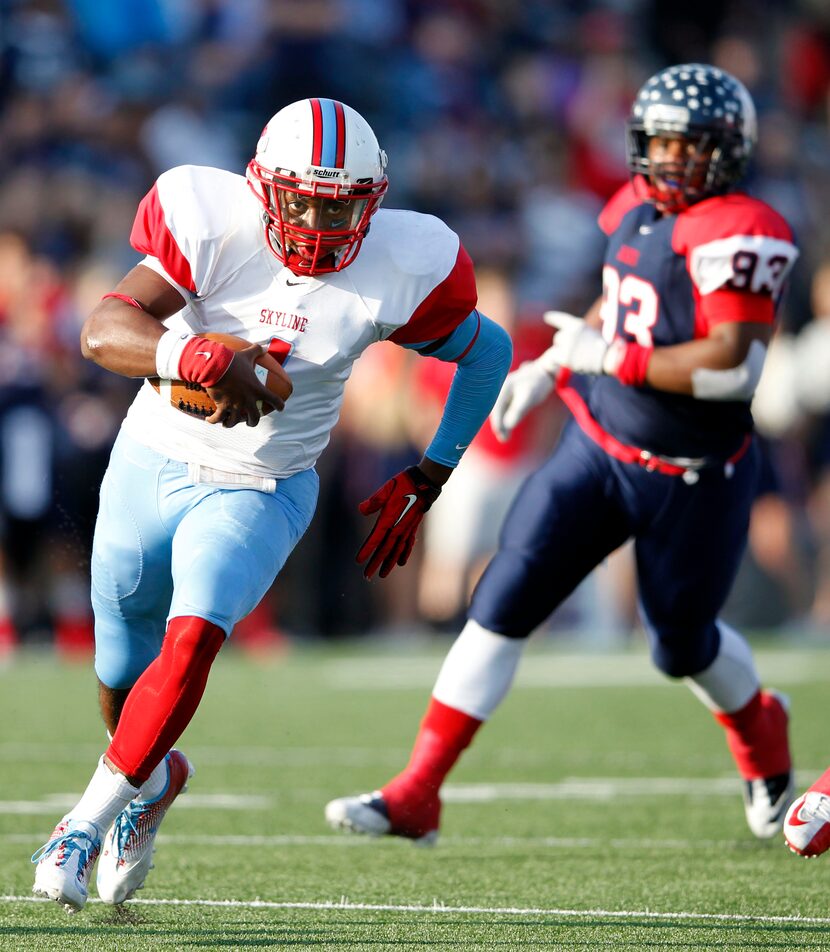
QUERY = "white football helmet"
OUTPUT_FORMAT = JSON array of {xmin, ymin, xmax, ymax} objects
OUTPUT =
[{"xmin": 247, "ymin": 98, "xmax": 388, "ymax": 275}]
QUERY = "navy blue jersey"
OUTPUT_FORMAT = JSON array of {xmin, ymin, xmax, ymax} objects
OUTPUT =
[{"xmin": 568, "ymin": 181, "xmax": 798, "ymax": 459}]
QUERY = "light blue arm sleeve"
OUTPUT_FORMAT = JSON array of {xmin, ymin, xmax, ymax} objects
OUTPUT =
[{"xmin": 401, "ymin": 310, "xmax": 513, "ymax": 468}]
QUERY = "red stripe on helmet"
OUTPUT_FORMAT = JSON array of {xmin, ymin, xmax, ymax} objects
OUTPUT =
[
  {"xmin": 310, "ymin": 98, "xmax": 323, "ymax": 166},
  {"xmin": 334, "ymin": 101, "xmax": 346, "ymax": 168}
]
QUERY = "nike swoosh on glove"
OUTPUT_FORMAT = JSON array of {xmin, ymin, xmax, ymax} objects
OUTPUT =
[{"xmin": 356, "ymin": 466, "xmax": 442, "ymax": 579}]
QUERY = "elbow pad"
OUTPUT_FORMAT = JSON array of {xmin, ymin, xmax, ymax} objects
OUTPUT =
[{"xmin": 690, "ymin": 339, "xmax": 767, "ymax": 402}]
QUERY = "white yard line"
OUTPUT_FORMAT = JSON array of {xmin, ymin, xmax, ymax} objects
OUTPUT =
[{"xmin": 1, "ymin": 894, "xmax": 827, "ymax": 926}]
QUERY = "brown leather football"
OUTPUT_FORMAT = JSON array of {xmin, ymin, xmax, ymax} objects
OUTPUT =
[{"xmin": 149, "ymin": 333, "xmax": 293, "ymax": 420}]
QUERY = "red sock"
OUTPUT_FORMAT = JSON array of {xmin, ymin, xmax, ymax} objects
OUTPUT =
[
  {"xmin": 106, "ymin": 616, "xmax": 224, "ymax": 785},
  {"xmin": 714, "ymin": 690, "xmax": 791, "ymax": 780},
  {"xmin": 381, "ymin": 697, "xmax": 483, "ymax": 835}
]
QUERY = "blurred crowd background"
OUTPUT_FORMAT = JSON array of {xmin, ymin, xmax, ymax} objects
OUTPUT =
[{"xmin": 0, "ymin": 0, "xmax": 829, "ymax": 654}]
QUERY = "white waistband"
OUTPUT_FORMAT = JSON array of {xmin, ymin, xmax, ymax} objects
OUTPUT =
[{"xmin": 188, "ymin": 462, "xmax": 277, "ymax": 494}]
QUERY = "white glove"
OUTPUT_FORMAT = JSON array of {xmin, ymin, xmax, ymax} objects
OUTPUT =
[
  {"xmin": 544, "ymin": 311, "xmax": 612, "ymax": 376},
  {"xmin": 490, "ymin": 357, "xmax": 557, "ymax": 442}
]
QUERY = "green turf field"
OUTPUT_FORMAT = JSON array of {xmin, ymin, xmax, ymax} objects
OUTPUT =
[{"xmin": 3, "ymin": 639, "xmax": 830, "ymax": 950}]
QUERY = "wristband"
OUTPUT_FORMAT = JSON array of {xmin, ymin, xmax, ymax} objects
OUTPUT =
[
  {"xmin": 178, "ymin": 336, "xmax": 234, "ymax": 388},
  {"xmin": 407, "ymin": 465, "xmax": 442, "ymax": 507},
  {"xmin": 604, "ymin": 340, "xmax": 653, "ymax": 387},
  {"xmin": 155, "ymin": 329, "xmax": 195, "ymax": 380}
]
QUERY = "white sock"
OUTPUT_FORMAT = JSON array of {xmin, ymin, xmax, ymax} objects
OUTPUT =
[
  {"xmin": 105, "ymin": 727, "xmax": 169, "ymax": 803},
  {"xmin": 70, "ymin": 756, "xmax": 140, "ymax": 833},
  {"xmin": 432, "ymin": 619, "xmax": 526, "ymax": 720},
  {"xmin": 138, "ymin": 756, "xmax": 169, "ymax": 802},
  {"xmin": 684, "ymin": 620, "xmax": 760, "ymax": 714}
]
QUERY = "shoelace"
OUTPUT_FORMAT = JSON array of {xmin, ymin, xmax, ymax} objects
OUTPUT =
[
  {"xmin": 803, "ymin": 793, "xmax": 830, "ymax": 824},
  {"xmin": 112, "ymin": 756, "xmax": 177, "ymax": 858},
  {"xmin": 112, "ymin": 805, "xmax": 143, "ymax": 856},
  {"xmin": 31, "ymin": 828, "xmax": 99, "ymax": 873}
]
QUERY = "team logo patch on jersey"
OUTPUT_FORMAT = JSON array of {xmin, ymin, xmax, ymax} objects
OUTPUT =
[{"xmin": 617, "ymin": 245, "xmax": 640, "ymax": 267}]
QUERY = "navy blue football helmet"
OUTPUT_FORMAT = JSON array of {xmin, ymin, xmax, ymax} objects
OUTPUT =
[{"xmin": 626, "ymin": 64, "xmax": 757, "ymax": 211}]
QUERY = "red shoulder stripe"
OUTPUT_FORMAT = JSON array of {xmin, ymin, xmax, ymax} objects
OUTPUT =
[
  {"xmin": 672, "ymin": 193, "xmax": 795, "ymax": 255},
  {"xmin": 389, "ymin": 244, "xmax": 478, "ymax": 345},
  {"xmin": 598, "ymin": 180, "xmax": 644, "ymax": 236},
  {"xmin": 130, "ymin": 184, "xmax": 196, "ymax": 293}
]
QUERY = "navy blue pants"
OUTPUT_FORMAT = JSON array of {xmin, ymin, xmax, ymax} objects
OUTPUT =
[{"xmin": 469, "ymin": 422, "xmax": 759, "ymax": 677}]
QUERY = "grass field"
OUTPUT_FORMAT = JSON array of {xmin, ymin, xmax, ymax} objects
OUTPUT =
[{"xmin": 3, "ymin": 638, "xmax": 830, "ymax": 950}]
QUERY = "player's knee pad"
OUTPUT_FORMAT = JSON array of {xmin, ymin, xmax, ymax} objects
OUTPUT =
[
  {"xmin": 644, "ymin": 619, "xmax": 719, "ymax": 679},
  {"xmin": 468, "ymin": 558, "xmax": 551, "ymax": 640},
  {"xmin": 94, "ymin": 618, "xmax": 165, "ymax": 691},
  {"xmin": 95, "ymin": 654, "xmax": 146, "ymax": 693}
]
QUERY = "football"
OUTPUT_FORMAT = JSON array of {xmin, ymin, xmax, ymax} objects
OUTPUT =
[{"xmin": 149, "ymin": 333, "xmax": 293, "ymax": 420}]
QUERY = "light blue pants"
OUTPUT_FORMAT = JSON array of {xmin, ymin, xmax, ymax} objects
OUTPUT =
[{"xmin": 92, "ymin": 430, "xmax": 318, "ymax": 688}]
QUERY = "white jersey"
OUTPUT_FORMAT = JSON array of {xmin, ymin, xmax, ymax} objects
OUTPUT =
[{"xmin": 121, "ymin": 165, "xmax": 476, "ymax": 478}]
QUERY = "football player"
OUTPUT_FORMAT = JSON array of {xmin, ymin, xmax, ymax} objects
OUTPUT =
[
  {"xmin": 31, "ymin": 98, "xmax": 512, "ymax": 912},
  {"xmin": 326, "ymin": 65, "xmax": 800, "ymax": 845}
]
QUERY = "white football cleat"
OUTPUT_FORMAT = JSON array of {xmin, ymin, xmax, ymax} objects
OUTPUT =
[
  {"xmin": 784, "ymin": 767, "xmax": 830, "ymax": 857},
  {"xmin": 96, "ymin": 749, "xmax": 194, "ymax": 904},
  {"xmin": 32, "ymin": 817, "xmax": 102, "ymax": 913},
  {"xmin": 743, "ymin": 772, "xmax": 795, "ymax": 838},
  {"xmin": 325, "ymin": 791, "xmax": 438, "ymax": 845},
  {"xmin": 325, "ymin": 792, "xmax": 392, "ymax": 836}
]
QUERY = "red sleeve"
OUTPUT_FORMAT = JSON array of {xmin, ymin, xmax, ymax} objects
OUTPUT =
[
  {"xmin": 672, "ymin": 193, "xmax": 795, "ymax": 254},
  {"xmin": 698, "ymin": 288, "xmax": 776, "ymax": 328},
  {"xmin": 388, "ymin": 244, "xmax": 477, "ymax": 345},
  {"xmin": 598, "ymin": 179, "xmax": 645, "ymax": 236},
  {"xmin": 673, "ymin": 194, "xmax": 795, "ymax": 334},
  {"xmin": 130, "ymin": 183, "xmax": 197, "ymax": 293}
]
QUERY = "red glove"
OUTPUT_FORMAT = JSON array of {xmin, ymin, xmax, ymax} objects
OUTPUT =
[{"xmin": 356, "ymin": 466, "xmax": 442, "ymax": 579}]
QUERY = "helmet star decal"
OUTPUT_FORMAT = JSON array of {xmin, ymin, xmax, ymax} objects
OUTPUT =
[{"xmin": 626, "ymin": 64, "xmax": 757, "ymax": 213}]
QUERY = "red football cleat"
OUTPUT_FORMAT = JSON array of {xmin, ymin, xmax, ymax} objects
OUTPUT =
[{"xmin": 325, "ymin": 790, "xmax": 439, "ymax": 845}]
